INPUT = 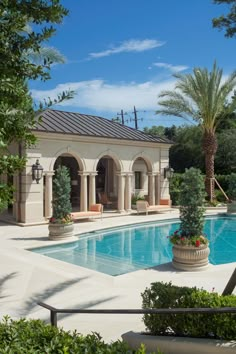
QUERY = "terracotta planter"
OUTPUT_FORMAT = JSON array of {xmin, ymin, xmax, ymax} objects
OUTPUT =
[
  {"xmin": 172, "ymin": 244, "xmax": 210, "ymax": 271},
  {"xmin": 122, "ymin": 331, "xmax": 235, "ymax": 354},
  {"xmin": 227, "ymin": 201, "xmax": 236, "ymax": 214},
  {"xmin": 48, "ymin": 222, "xmax": 74, "ymax": 240}
]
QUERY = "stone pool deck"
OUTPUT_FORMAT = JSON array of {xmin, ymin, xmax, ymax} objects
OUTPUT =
[{"xmin": 0, "ymin": 208, "xmax": 235, "ymax": 343}]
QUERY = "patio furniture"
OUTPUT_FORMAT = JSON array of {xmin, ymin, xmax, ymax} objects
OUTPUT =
[
  {"xmin": 136, "ymin": 200, "xmax": 172, "ymax": 215},
  {"xmin": 98, "ymin": 192, "xmax": 116, "ymax": 208},
  {"xmin": 72, "ymin": 203, "xmax": 103, "ymax": 221}
]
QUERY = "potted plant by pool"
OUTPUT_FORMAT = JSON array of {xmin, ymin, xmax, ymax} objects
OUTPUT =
[
  {"xmin": 169, "ymin": 167, "xmax": 210, "ymax": 271},
  {"xmin": 131, "ymin": 193, "xmax": 145, "ymax": 209},
  {"xmin": 48, "ymin": 165, "xmax": 74, "ymax": 240},
  {"xmin": 227, "ymin": 173, "xmax": 236, "ymax": 214}
]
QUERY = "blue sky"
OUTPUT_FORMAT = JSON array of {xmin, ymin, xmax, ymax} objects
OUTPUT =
[{"xmin": 30, "ymin": 0, "xmax": 235, "ymax": 130}]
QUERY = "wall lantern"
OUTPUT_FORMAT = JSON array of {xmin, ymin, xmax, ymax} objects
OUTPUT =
[
  {"xmin": 164, "ymin": 166, "xmax": 174, "ymax": 179},
  {"xmin": 32, "ymin": 159, "xmax": 43, "ymax": 184}
]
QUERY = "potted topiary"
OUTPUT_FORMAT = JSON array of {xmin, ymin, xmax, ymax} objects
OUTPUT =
[
  {"xmin": 131, "ymin": 193, "xmax": 145, "ymax": 209},
  {"xmin": 169, "ymin": 167, "xmax": 210, "ymax": 271},
  {"xmin": 48, "ymin": 165, "xmax": 74, "ymax": 240},
  {"xmin": 227, "ymin": 173, "xmax": 236, "ymax": 213}
]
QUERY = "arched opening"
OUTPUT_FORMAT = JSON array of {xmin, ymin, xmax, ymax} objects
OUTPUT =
[
  {"xmin": 131, "ymin": 156, "xmax": 156, "ymax": 205},
  {"xmin": 53, "ymin": 154, "xmax": 82, "ymax": 211},
  {"xmin": 132, "ymin": 157, "xmax": 149, "ymax": 198},
  {"xmin": 96, "ymin": 156, "xmax": 119, "ymax": 209}
]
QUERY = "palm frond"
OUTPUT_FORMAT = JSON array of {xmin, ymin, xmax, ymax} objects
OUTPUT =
[{"xmin": 25, "ymin": 46, "xmax": 66, "ymax": 65}]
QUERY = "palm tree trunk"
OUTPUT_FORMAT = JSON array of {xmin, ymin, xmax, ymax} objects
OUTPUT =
[{"xmin": 202, "ymin": 131, "xmax": 218, "ymax": 201}]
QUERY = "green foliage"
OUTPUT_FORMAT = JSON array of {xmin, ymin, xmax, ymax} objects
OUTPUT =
[
  {"xmin": 215, "ymin": 129, "xmax": 236, "ymax": 174},
  {"xmin": 143, "ymin": 125, "xmax": 177, "ymax": 141},
  {"xmin": 228, "ymin": 173, "xmax": 236, "ymax": 200},
  {"xmin": 179, "ymin": 168, "xmax": 206, "ymax": 237},
  {"xmin": 145, "ymin": 123, "xmax": 236, "ymax": 176},
  {"xmin": 0, "ymin": 1, "xmax": 74, "ymax": 213},
  {"xmin": 142, "ymin": 282, "xmax": 236, "ymax": 340},
  {"xmin": 212, "ymin": 0, "xmax": 236, "ymax": 38},
  {"xmin": 0, "ymin": 316, "xmax": 150, "ymax": 353},
  {"xmin": 52, "ymin": 166, "xmax": 72, "ymax": 222},
  {"xmin": 169, "ymin": 125, "xmax": 204, "ymax": 173},
  {"xmin": 169, "ymin": 173, "xmax": 184, "ymax": 205},
  {"xmin": 131, "ymin": 193, "xmax": 145, "ymax": 205},
  {"xmin": 0, "ymin": 0, "xmax": 68, "ymax": 81},
  {"xmin": 156, "ymin": 62, "xmax": 236, "ymax": 199}
]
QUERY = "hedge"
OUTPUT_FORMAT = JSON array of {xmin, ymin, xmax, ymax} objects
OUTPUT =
[
  {"xmin": 142, "ymin": 282, "xmax": 236, "ymax": 340},
  {"xmin": 0, "ymin": 316, "xmax": 161, "ymax": 353}
]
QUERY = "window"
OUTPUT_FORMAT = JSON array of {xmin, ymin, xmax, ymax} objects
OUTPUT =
[{"xmin": 135, "ymin": 171, "xmax": 142, "ymax": 189}]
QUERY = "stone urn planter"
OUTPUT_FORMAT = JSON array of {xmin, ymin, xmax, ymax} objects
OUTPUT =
[
  {"xmin": 227, "ymin": 201, "xmax": 236, "ymax": 214},
  {"xmin": 48, "ymin": 222, "xmax": 74, "ymax": 240},
  {"xmin": 122, "ymin": 331, "xmax": 236, "ymax": 354},
  {"xmin": 172, "ymin": 244, "xmax": 210, "ymax": 271}
]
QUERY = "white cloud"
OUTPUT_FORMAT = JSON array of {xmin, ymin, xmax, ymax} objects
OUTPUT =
[
  {"xmin": 152, "ymin": 62, "xmax": 188, "ymax": 72},
  {"xmin": 31, "ymin": 78, "xmax": 176, "ymax": 113},
  {"xmin": 88, "ymin": 39, "xmax": 165, "ymax": 59}
]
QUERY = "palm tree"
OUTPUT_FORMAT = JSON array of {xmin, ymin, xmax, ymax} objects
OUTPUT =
[{"xmin": 156, "ymin": 62, "xmax": 236, "ymax": 200}]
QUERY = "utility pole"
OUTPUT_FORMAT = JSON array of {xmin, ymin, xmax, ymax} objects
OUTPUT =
[
  {"xmin": 133, "ymin": 106, "xmax": 138, "ymax": 129},
  {"xmin": 117, "ymin": 109, "xmax": 125, "ymax": 125}
]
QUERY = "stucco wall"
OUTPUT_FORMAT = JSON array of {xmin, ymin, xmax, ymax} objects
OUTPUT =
[{"xmin": 12, "ymin": 133, "xmax": 171, "ymax": 224}]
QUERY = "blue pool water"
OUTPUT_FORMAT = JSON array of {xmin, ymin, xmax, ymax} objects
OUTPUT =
[{"xmin": 31, "ymin": 216, "xmax": 236, "ymax": 276}]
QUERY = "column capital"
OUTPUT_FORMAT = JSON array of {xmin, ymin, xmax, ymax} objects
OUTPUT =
[
  {"xmin": 78, "ymin": 171, "xmax": 89, "ymax": 177},
  {"xmin": 88, "ymin": 171, "xmax": 98, "ymax": 176},
  {"xmin": 124, "ymin": 172, "xmax": 134, "ymax": 177},
  {"xmin": 116, "ymin": 172, "xmax": 126, "ymax": 177},
  {"xmin": 44, "ymin": 171, "xmax": 55, "ymax": 177},
  {"xmin": 147, "ymin": 172, "xmax": 157, "ymax": 176}
]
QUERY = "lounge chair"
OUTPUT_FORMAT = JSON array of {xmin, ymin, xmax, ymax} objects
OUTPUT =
[
  {"xmin": 72, "ymin": 203, "xmax": 103, "ymax": 221},
  {"xmin": 98, "ymin": 192, "xmax": 115, "ymax": 208},
  {"xmin": 136, "ymin": 199, "xmax": 172, "ymax": 215}
]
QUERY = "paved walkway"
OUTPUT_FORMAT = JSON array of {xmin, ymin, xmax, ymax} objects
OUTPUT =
[{"xmin": 0, "ymin": 208, "xmax": 235, "ymax": 343}]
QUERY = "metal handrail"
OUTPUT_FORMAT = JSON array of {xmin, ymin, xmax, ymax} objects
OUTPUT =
[{"xmin": 38, "ymin": 301, "xmax": 236, "ymax": 328}]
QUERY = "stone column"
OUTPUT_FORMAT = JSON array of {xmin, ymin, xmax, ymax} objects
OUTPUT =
[
  {"xmin": 117, "ymin": 173, "xmax": 125, "ymax": 213},
  {"xmin": 79, "ymin": 172, "xmax": 88, "ymax": 211},
  {"xmin": 45, "ymin": 171, "xmax": 54, "ymax": 218},
  {"xmin": 148, "ymin": 172, "xmax": 155, "ymax": 205},
  {"xmin": 124, "ymin": 173, "xmax": 133, "ymax": 212},
  {"xmin": 155, "ymin": 173, "xmax": 161, "ymax": 205},
  {"xmin": 89, "ymin": 172, "xmax": 97, "ymax": 207}
]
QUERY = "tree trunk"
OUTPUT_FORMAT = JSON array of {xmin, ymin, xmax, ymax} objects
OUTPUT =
[{"xmin": 202, "ymin": 131, "xmax": 218, "ymax": 201}]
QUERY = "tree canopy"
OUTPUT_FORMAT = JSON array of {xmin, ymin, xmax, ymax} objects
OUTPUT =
[
  {"xmin": 0, "ymin": 0, "xmax": 71, "ymax": 211},
  {"xmin": 212, "ymin": 0, "xmax": 236, "ymax": 38},
  {"xmin": 156, "ymin": 62, "xmax": 236, "ymax": 200}
]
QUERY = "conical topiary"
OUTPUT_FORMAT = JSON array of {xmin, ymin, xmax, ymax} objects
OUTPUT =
[
  {"xmin": 179, "ymin": 167, "xmax": 206, "ymax": 238},
  {"xmin": 51, "ymin": 165, "xmax": 72, "ymax": 223}
]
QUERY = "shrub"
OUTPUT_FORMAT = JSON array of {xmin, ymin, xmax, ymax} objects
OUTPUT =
[
  {"xmin": 0, "ymin": 316, "xmax": 153, "ymax": 353},
  {"xmin": 169, "ymin": 173, "xmax": 184, "ymax": 206},
  {"xmin": 142, "ymin": 282, "xmax": 236, "ymax": 340},
  {"xmin": 215, "ymin": 174, "xmax": 230, "ymax": 194}
]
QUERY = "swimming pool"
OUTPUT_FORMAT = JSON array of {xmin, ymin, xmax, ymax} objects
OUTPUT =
[{"xmin": 31, "ymin": 216, "xmax": 236, "ymax": 276}]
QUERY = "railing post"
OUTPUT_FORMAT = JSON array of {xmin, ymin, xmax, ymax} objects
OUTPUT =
[
  {"xmin": 50, "ymin": 310, "xmax": 58, "ymax": 327},
  {"xmin": 222, "ymin": 268, "xmax": 236, "ymax": 296}
]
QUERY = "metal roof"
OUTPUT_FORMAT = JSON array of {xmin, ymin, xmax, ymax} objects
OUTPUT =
[{"xmin": 34, "ymin": 109, "xmax": 171, "ymax": 144}]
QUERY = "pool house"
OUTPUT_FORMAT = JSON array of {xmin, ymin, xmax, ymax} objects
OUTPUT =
[{"xmin": 6, "ymin": 109, "xmax": 172, "ymax": 225}]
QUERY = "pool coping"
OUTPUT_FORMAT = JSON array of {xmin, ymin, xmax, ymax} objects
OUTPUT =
[
  {"xmin": 0, "ymin": 207, "xmax": 235, "ymax": 343},
  {"xmin": 27, "ymin": 212, "xmax": 236, "ymax": 277}
]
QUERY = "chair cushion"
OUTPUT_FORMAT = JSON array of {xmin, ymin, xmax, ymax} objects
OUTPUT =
[
  {"xmin": 89, "ymin": 204, "xmax": 102, "ymax": 212},
  {"xmin": 160, "ymin": 199, "xmax": 170, "ymax": 205}
]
